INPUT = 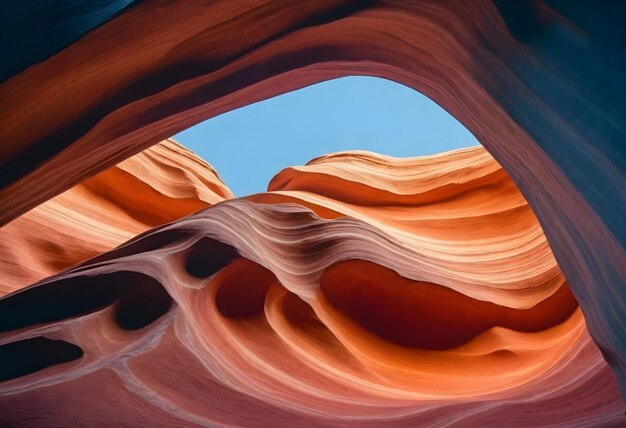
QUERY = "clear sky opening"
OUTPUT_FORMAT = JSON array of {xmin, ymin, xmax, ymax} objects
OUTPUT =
[{"xmin": 174, "ymin": 76, "xmax": 480, "ymax": 196}]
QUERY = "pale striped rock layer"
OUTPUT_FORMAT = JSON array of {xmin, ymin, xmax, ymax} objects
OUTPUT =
[{"xmin": 0, "ymin": 144, "xmax": 622, "ymax": 426}]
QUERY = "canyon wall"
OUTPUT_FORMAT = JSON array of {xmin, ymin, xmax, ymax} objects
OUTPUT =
[
  {"xmin": 1, "ymin": 0, "xmax": 625, "ymax": 425},
  {"xmin": 0, "ymin": 144, "xmax": 623, "ymax": 425}
]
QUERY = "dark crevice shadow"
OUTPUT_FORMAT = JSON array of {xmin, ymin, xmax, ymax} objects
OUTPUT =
[
  {"xmin": 114, "ymin": 274, "xmax": 173, "ymax": 330},
  {"xmin": 185, "ymin": 237, "xmax": 239, "ymax": 278},
  {"xmin": 0, "ymin": 271, "xmax": 173, "ymax": 332},
  {"xmin": 0, "ymin": 337, "xmax": 83, "ymax": 382}
]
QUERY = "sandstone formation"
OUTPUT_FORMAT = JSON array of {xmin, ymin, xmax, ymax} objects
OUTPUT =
[
  {"xmin": 0, "ymin": 139, "xmax": 232, "ymax": 295},
  {"xmin": 1, "ymin": 0, "xmax": 625, "ymax": 426},
  {"xmin": 0, "ymin": 2, "xmax": 624, "ymax": 399},
  {"xmin": 0, "ymin": 144, "xmax": 623, "ymax": 426}
]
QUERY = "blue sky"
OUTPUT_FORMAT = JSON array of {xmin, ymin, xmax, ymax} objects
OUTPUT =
[{"xmin": 174, "ymin": 76, "xmax": 479, "ymax": 196}]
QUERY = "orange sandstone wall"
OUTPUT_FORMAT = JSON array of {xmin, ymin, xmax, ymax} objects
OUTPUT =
[
  {"xmin": 0, "ymin": 3, "xmax": 624, "ymax": 402},
  {"xmin": 0, "ymin": 145, "xmax": 622, "ymax": 426},
  {"xmin": 0, "ymin": 139, "xmax": 232, "ymax": 294}
]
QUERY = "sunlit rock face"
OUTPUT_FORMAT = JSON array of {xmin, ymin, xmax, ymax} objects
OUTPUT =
[
  {"xmin": 1, "ymin": 0, "xmax": 625, "ymax": 425},
  {"xmin": 1, "ymin": 2, "xmax": 624, "ymax": 403},
  {"xmin": 0, "ymin": 139, "xmax": 232, "ymax": 295},
  {"xmin": 0, "ymin": 143, "xmax": 623, "ymax": 426}
]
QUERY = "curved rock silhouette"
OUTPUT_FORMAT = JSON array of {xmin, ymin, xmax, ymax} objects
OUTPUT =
[
  {"xmin": 0, "ymin": 145, "xmax": 623, "ymax": 426},
  {"xmin": 0, "ymin": 3, "xmax": 624, "ymax": 406},
  {"xmin": 0, "ymin": 139, "xmax": 232, "ymax": 294}
]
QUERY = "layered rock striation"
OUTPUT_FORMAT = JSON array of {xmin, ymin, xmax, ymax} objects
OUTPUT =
[
  {"xmin": 1, "ymin": 2, "xmax": 624, "ymax": 401},
  {"xmin": 0, "ymin": 139, "xmax": 232, "ymax": 295},
  {"xmin": 0, "ymin": 144, "xmax": 622, "ymax": 426}
]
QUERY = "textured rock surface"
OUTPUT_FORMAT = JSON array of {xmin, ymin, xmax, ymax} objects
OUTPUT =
[
  {"xmin": 1, "ymin": 0, "xmax": 625, "ymax": 425},
  {"xmin": 0, "ymin": 2, "xmax": 624, "ymax": 401},
  {"xmin": 0, "ymin": 139, "xmax": 232, "ymax": 295},
  {"xmin": 0, "ymin": 145, "xmax": 623, "ymax": 426}
]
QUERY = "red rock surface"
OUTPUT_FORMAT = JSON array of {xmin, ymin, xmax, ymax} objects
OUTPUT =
[
  {"xmin": 0, "ymin": 144, "xmax": 623, "ymax": 426},
  {"xmin": 0, "ymin": 139, "xmax": 232, "ymax": 295},
  {"xmin": 1, "ymin": 1, "xmax": 625, "ymax": 425},
  {"xmin": 0, "ymin": 3, "xmax": 624, "ymax": 398}
]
